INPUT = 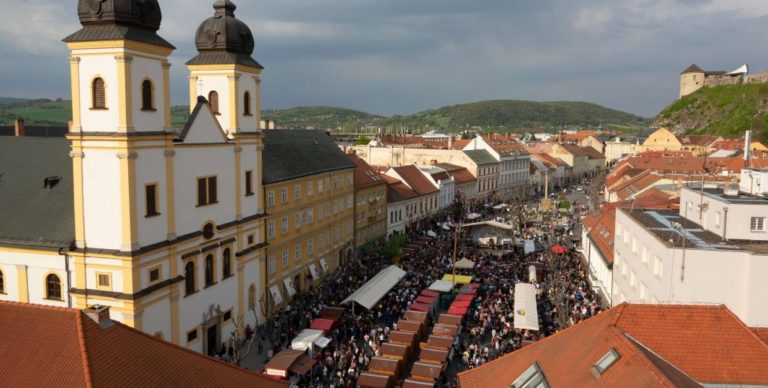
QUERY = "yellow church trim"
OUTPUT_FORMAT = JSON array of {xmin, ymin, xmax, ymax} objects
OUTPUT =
[
  {"xmin": 116, "ymin": 55, "xmax": 134, "ymax": 130},
  {"xmin": 188, "ymin": 64, "xmax": 263, "ymax": 74},
  {"xmin": 228, "ymin": 74, "xmax": 240, "ymax": 132},
  {"xmin": 164, "ymin": 145, "xmax": 176, "ymax": 239},
  {"xmin": 189, "ymin": 76, "xmax": 198, "ymax": 113},
  {"xmin": 15, "ymin": 265, "xmax": 29, "ymax": 303},
  {"xmin": 66, "ymin": 40, "xmax": 174, "ymax": 57},
  {"xmin": 162, "ymin": 61, "xmax": 172, "ymax": 129},
  {"xmin": 69, "ymin": 144, "xmax": 87, "ymax": 248},
  {"xmin": 69, "ymin": 56, "xmax": 82, "ymax": 128}
]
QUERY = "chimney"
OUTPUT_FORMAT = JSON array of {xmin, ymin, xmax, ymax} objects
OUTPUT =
[
  {"xmin": 14, "ymin": 118, "xmax": 24, "ymax": 137},
  {"xmin": 744, "ymin": 130, "xmax": 752, "ymax": 162},
  {"xmin": 83, "ymin": 305, "xmax": 113, "ymax": 329}
]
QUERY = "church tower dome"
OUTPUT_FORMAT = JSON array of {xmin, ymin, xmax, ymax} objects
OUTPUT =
[
  {"xmin": 64, "ymin": 0, "xmax": 174, "ymax": 49},
  {"xmin": 187, "ymin": 0, "xmax": 263, "ymax": 69}
]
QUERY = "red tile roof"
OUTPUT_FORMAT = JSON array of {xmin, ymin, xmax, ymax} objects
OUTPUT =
[
  {"xmin": 382, "ymin": 175, "xmax": 419, "ymax": 203},
  {"xmin": 487, "ymin": 142, "xmax": 530, "ymax": 157},
  {"xmin": 525, "ymin": 142, "xmax": 556, "ymax": 154},
  {"xmin": 458, "ymin": 304, "xmax": 768, "ymax": 387},
  {"xmin": 679, "ymin": 135, "xmax": 720, "ymax": 146},
  {"xmin": 347, "ymin": 152, "xmax": 387, "ymax": 190},
  {"xmin": 0, "ymin": 301, "xmax": 288, "ymax": 388},
  {"xmin": 618, "ymin": 152, "xmax": 707, "ymax": 175},
  {"xmin": 612, "ymin": 171, "xmax": 664, "ymax": 201},
  {"xmin": 390, "ymin": 165, "xmax": 438, "ymax": 195},
  {"xmin": 531, "ymin": 153, "xmax": 566, "ymax": 168},
  {"xmin": 710, "ymin": 139, "xmax": 744, "ymax": 151},
  {"xmin": 561, "ymin": 131, "xmax": 598, "ymax": 142},
  {"xmin": 434, "ymin": 163, "xmax": 477, "ymax": 185}
]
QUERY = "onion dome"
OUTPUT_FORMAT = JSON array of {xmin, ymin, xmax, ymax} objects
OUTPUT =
[
  {"xmin": 187, "ymin": 0, "xmax": 263, "ymax": 69},
  {"xmin": 63, "ymin": 0, "xmax": 174, "ymax": 49}
]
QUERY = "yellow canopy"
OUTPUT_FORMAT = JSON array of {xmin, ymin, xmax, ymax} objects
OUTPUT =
[{"xmin": 442, "ymin": 274, "xmax": 473, "ymax": 284}]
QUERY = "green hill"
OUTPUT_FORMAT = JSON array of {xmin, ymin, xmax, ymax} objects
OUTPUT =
[
  {"xmin": 262, "ymin": 106, "xmax": 384, "ymax": 131},
  {"xmin": 387, "ymin": 100, "xmax": 648, "ymax": 131},
  {"xmin": 0, "ymin": 98, "xmax": 649, "ymax": 132},
  {"xmin": 654, "ymin": 83, "xmax": 768, "ymax": 141},
  {"xmin": 261, "ymin": 100, "xmax": 649, "ymax": 132}
]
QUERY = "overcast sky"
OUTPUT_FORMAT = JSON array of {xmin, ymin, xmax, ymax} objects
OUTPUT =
[{"xmin": 2, "ymin": 0, "xmax": 768, "ymax": 117}]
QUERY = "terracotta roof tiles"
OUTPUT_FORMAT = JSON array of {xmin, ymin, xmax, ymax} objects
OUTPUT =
[
  {"xmin": 458, "ymin": 303, "xmax": 768, "ymax": 387},
  {"xmin": 434, "ymin": 163, "xmax": 477, "ymax": 185},
  {"xmin": 0, "ymin": 301, "xmax": 288, "ymax": 388},
  {"xmin": 391, "ymin": 165, "xmax": 438, "ymax": 195}
]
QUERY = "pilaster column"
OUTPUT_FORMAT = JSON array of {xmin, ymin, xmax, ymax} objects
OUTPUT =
[
  {"xmin": 69, "ymin": 56, "xmax": 82, "ymax": 132},
  {"xmin": 115, "ymin": 55, "xmax": 134, "ymax": 132}
]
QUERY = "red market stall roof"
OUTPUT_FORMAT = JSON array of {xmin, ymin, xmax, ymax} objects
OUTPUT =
[
  {"xmin": 447, "ymin": 306, "xmax": 469, "ymax": 317},
  {"xmin": 409, "ymin": 302, "xmax": 432, "ymax": 313},
  {"xmin": 455, "ymin": 294, "xmax": 474, "ymax": 301},
  {"xmin": 420, "ymin": 290, "xmax": 440, "ymax": 298},
  {"xmin": 415, "ymin": 295, "xmax": 437, "ymax": 305},
  {"xmin": 309, "ymin": 318, "xmax": 335, "ymax": 332},
  {"xmin": 437, "ymin": 314, "xmax": 462, "ymax": 326},
  {"xmin": 451, "ymin": 300, "xmax": 471, "ymax": 308}
]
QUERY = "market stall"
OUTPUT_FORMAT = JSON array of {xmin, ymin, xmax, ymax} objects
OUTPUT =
[
  {"xmin": 368, "ymin": 357, "xmax": 403, "ymax": 382},
  {"xmin": 410, "ymin": 361, "xmax": 444, "ymax": 382},
  {"xmin": 513, "ymin": 282, "xmax": 540, "ymax": 332},
  {"xmin": 381, "ymin": 342, "xmax": 410, "ymax": 365},
  {"xmin": 341, "ymin": 265, "xmax": 407, "ymax": 310},
  {"xmin": 357, "ymin": 372, "xmax": 393, "ymax": 388},
  {"xmin": 437, "ymin": 314, "xmax": 462, "ymax": 326},
  {"xmin": 403, "ymin": 378, "xmax": 435, "ymax": 388}
]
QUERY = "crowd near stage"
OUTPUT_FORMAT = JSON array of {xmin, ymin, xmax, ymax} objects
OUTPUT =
[{"xmin": 245, "ymin": 191, "xmax": 601, "ymax": 387}]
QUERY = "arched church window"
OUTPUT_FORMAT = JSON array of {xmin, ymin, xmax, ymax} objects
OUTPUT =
[
  {"xmin": 243, "ymin": 91, "xmax": 251, "ymax": 116},
  {"xmin": 141, "ymin": 79, "xmax": 154, "ymax": 110},
  {"xmin": 46, "ymin": 274, "xmax": 62, "ymax": 300},
  {"xmin": 208, "ymin": 91, "xmax": 220, "ymax": 114},
  {"xmin": 205, "ymin": 254, "xmax": 215, "ymax": 287},
  {"xmin": 222, "ymin": 248, "xmax": 232, "ymax": 278},
  {"xmin": 185, "ymin": 261, "xmax": 196, "ymax": 296},
  {"xmin": 92, "ymin": 78, "xmax": 106, "ymax": 109}
]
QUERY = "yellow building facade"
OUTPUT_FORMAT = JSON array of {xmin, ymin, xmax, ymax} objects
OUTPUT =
[
  {"xmin": 642, "ymin": 128, "xmax": 683, "ymax": 152},
  {"xmin": 348, "ymin": 153, "xmax": 388, "ymax": 250},
  {"xmin": 262, "ymin": 130, "xmax": 355, "ymax": 315}
]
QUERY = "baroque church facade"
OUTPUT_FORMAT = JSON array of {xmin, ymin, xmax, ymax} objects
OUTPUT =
[{"xmin": 0, "ymin": 0, "xmax": 271, "ymax": 355}]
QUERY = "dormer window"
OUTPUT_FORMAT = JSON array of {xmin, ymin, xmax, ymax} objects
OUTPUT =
[
  {"xmin": 593, "ymin": 348, "xmax": 621, "ymax": 376},
  {"xmin": 92, "ymin": 77, "xmax": 106, "ymax": 109},
  {"xmin": 208, "ymin": 91, "xmax": 220, "ymax": 114}
]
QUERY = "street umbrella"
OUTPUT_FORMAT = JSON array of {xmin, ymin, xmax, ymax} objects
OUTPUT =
[{"xmin": 550, "ymin": 244, "xmax": 567, "ymax": 254}]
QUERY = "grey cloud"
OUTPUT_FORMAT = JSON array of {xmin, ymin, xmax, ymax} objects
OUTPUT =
[{"xmin": 3, "ymin": 0, "xmax": 768, "ymax": 117}]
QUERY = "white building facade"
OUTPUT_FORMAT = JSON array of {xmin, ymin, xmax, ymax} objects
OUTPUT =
[{"xmin": 613, "ymin": 189, "xmax": 768, "ymax": 327}]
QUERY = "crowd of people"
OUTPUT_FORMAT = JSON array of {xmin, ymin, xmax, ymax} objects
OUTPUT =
[{"xmin": 248, "ymin": 186, "xmax": 603, "ymax": 387}]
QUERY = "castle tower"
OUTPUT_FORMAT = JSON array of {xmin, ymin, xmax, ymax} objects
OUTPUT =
[
  {"xmin": 680, "ymin": 64, "xmax": 705, "ymax": 98},
  {"xmin": 64, "ymin": 0, "xmax": 176, "ymax": 253},
  {"xmin": 187, "ymin": 0, "xmax": 264, "ymax": 134}
]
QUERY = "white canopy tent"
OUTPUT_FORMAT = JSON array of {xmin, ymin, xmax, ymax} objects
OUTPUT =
[
  {"xmin": 291, "ymin": 329, "xmax": 325, "ymax": 352},
  {"xmin": 428, "ymin": 279, "xmax": 454, "ymax": 293},
  {"xmin": 513, "ymin": 283, "xmax": 539, "ymax": 331},
  {"xmin": 466, "ymin": 213, "xmax": 481, "ymax": 220},
  {"xmin": 320, "ymin": 258, "xmax": 329, "ymax": 273},
  {"xmin": 463, "ymin": 220, "xmax": 514, "ymax": 230},
  {"xmin": 341, "ymin": 265, "xmax": 407, "ymax": 310},
  {"xmin": 453, "ymin": 258, "xmax": 476, "ymax": 270}
]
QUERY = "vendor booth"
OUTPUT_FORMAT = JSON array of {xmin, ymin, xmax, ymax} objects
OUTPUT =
[{"xmin": 513, "ymin": 282, "xmax": 540, "ymax": 332}]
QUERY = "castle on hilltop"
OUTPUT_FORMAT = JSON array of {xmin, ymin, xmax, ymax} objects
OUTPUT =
[{"xmin": 679, "ymin": 63, "xmax": 768, "ymax": 98}]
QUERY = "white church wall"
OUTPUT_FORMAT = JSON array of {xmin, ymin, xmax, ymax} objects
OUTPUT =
[{"xmin": 82, "ymin": 149, "xmax": 123, "ymax": 250}]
